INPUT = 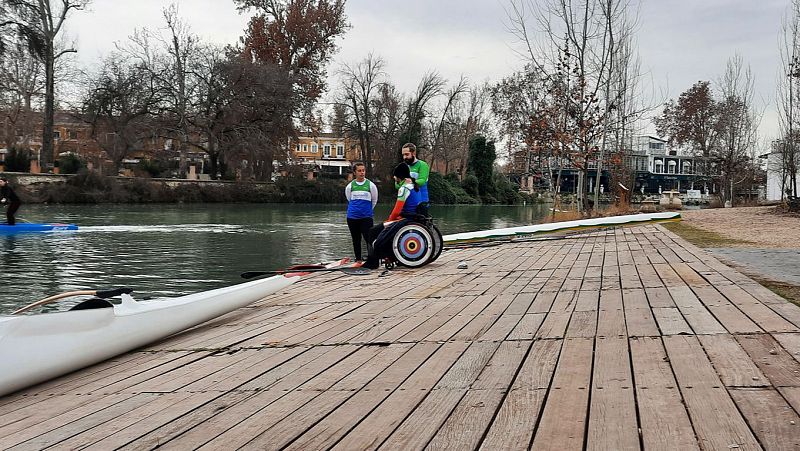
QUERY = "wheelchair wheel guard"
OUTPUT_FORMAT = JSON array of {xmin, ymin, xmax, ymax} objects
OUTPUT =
[{"xmin": 391, "ymin": 222, "xmax": 434, "ymax": 267}]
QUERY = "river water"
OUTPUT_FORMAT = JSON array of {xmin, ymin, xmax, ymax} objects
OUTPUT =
[{"xmin": 0, "ymin": 203, "xmax": 553, "ymax": 313}]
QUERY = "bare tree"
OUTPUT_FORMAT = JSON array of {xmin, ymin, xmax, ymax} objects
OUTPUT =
[
  {"xmin": 715, "ymin": 55, "xmax": 761, "ymax": 207},
  {"xmin": 0, "ymin": 35, "xmax": 43, "ymax": 149},
  {"xmin": 778, "ymin": 0, "xmax": 800, "ymax": 200},
  {"xmin": 80, "ymin": 55, "xmax": 160, "ymax": 172},
  {"xmin": 507, "ymin": 0, "xmax": 624, "ymax": 212},
  {"xmin": 7, "ymin": 0, "xmax": 89, "ymax": 169},
  {"xmin": 337, "ymin": 53, "xmax": 386, "ymax": 176},
  {"xmin": 371, "ymin": 82, "xmax": 403, "ymax": 177},
  {"xmin": 428, "ymin": 76, "xmax": 468, "ymax": 171}
]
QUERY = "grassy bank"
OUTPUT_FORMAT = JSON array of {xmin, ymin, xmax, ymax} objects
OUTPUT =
[
  {"xmin": 662, "ymin": 221, "xmax": 754, "ymax": 247},
  {"xmin": 12, "ymin": 171, "xmax": 539, "ymax": 205}
]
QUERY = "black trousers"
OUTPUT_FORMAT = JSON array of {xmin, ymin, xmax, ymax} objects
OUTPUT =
[
  {"xmin": 347, "ymin": 217, "xmax": 373, "ymax": 261},
  {"xmin": 5, "ymin": 201, "xmax": 20, "ymax": 225}
]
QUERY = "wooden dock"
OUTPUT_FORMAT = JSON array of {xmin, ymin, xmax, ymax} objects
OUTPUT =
[{"xmin": 2, "ymin": 224, "xmax": 800, "ymax": 450}]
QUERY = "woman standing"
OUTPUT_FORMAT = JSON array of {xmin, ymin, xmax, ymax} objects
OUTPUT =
[
  {"xmin": 0, "ymin": 177, "xmax": 22, "ymax": 226},
  {"xmin": 344, "ymin": 162, "xmax": 378, "ymax": 262}
]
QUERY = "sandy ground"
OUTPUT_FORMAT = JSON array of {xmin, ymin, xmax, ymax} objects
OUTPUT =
[{"xmin": 680, "ymin": 206, "xmax": 800, "ymax": 249}]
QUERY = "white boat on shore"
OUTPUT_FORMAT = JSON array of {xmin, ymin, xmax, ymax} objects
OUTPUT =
[
  {"xmin": 0, "ymin": 274, "xmax": 299, "ymax": 397},
  {"xmin": 442, "ymin": 212, "xmax": 681, "ymax": 243}
]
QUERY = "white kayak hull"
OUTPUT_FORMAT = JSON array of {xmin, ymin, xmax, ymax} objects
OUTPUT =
[
  {"xmin": 0, "ymin": 274, "xmax": 298, "ymax": 397},
  {"xmin": 442, "ymin": 212, "xmax": 681, "ymax": 243}
]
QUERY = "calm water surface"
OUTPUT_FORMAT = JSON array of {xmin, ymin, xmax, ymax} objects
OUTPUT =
[{"xmin": 0, "ymin": 203, "xmax": 552, "ymax": 313}]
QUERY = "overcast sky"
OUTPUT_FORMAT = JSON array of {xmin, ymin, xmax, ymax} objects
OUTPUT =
[{"xmin": 68, "ymin": 0, "xmax": 790, "ymax": 144}]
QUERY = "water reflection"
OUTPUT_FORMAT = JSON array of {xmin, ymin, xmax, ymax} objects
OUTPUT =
[{"xmin": 0, "ymin": 203, "xmax": 553, "ymax": 313}]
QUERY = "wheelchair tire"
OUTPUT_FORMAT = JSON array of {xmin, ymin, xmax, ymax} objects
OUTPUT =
[
  {"xmin": 391, "ymin": 222, "xmax": 434, "ymax": 268},
  {"xmin": 428, "ymin": 223, "xmax": 444, "ymax": 263}
]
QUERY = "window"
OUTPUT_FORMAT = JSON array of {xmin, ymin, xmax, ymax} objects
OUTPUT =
[
  {"xmin": 323, "ymin": 145, "xmax": 331, "ymax": 157},
  {"xmin": 336, "ymin": 144, "xmax": 344, "ymax": 158},
  {"xmin": 53, "ymin": 131, "xmax": 61, "ymax": 140},
  {"xmin": 295, "ymin": 144, "xmax": 300, "ymax": 152},
  {"xmin": 654, "ymin": 159, "xmax": 663, "ymax": 173},
  {"xmin": 649, "ymin": 142, "xmax": 664, "ymax": 150},
  {"xmin": 302, "ymin": 144, "xmax": 308, "ymax": 152},
  {"xmin": 311, "ymin": 144, "xmax": 318, "ymax": 153},
  {"xmin": 68, "ymin": 130, "xmax": 78, "ymax": 140}
]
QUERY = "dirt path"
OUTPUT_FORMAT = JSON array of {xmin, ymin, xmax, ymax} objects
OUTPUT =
[{"xmin": 679, "ymin": 206, "xmax": 800, "ymax": 248}]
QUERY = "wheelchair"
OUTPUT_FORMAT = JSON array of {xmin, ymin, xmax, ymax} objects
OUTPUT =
[{"xmin": 382, "ymin": 214, "xmax": 444, "ymax": 269}]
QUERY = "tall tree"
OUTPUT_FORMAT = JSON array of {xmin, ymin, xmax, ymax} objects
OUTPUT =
[
  {"xmin": 715, "ymin": 55, "xmax": 760, "ymax": 207},
  {"xmin": 507, "ymin": 0, "xmax": 632, "ymax": 212},
  {"xmin": 778, "ymin": 0, "xmax": 800, "ymax": 200},
  {"xmin": 8, "ymin": 0, "xmax": 89, "ymax": 169},
  {"xmin": 467, "ymin": 135, "xmax": 497, "ymax": 198},
  {"xmin": 653, "ymin": 81, "xmax": 719, "ymax": 157},
  {"xmin": 0, "ymin": 35, "xmax": 43, "ymax": 149},
  {"xmin": 337, "ymin": 53, "xmax": 385, "ymax": 176},
  {"xmin": 80, "ymin": 55, "xmax": 160, "ymax": 172},
  {"xmin": 235, "ymin": 0, "xmax": 348, "ymax": 121}
]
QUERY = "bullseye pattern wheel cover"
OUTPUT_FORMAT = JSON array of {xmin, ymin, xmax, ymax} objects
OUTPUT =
[{"xmin": 392, "ymin": 223, "xmax": 433, "ymax": 267}]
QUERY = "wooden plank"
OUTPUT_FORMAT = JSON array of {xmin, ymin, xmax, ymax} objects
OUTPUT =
[
  {"xmin": 427, "ymin": 341, "xmax": 530, "ymax": 449},
  {"xmin": 653, "ymin": 263, "xmax": 686, "ymax": 287},
  {"xmin": 587, "ymin": 337, "xmax": 639, "ymax": 451},
  {"xmin": 2, "ymin": 393, "xmax": 162, "ymax": 450},
  {"xmin": 368, "ymin": 342, "xmax": 499, "ymax": 450},
  {"xmin": 629, "ymin": 337, "xmax": 699, "ymax": 451},
  {"xmin": 663, "ymin": 335, "xmax": 761, "ymax": 450},
  {"xmin": 535, "ymin": 312, "xmax": 572, "ymax": 339},
  {"xmin": 528, "ymin": 291, "xmax": 557, "ymax": 313},
  {"xmin": 736, "ymin": 334, "xmax": 800, "ymax": 387},
  {"xmin": 652, "ymin": 308, "xmax": 693, "ymax": 335},
  {"xmin": 729, "ymin": 388, "xmax": 800, "ymax": 451},
  {"xmin": 530, "ymin": 338, "xmax": 594, "ymax": 451},
  {"xmin": 282, "ymin": 342, "xmax": 440, "ymax": 451},
  {"xmin": 240, "ymin": 344, "xmax": 412, "ymax": 449},
  {"xmin": 566, "ymin": 310, "xmax": 597, "ymax": 338},
  {"xmin": 329, "ymin": 341, "xmax": 468, "ymax": 451},
  {"xmin": 669, "ymin": 286, "xmax": 728, "ymax": 335},
  {"xmin": 49, "ymin": 391, "xmax": 220, "ymax": 450},
  {"xmin": 507, "ymin": 313, "xmax": 546, "ymax": 341},
  {"xmin": 597, "ymin": 289, "xmax": 626, "ymax": 338},
  {"xmin": 670, "ymin": 262, "xmax": 710, "ymax": 287},
  {"xmin": 482, "ymin": 320, "xmax": 567, "ymax": 451},
  {"xmin": 645, "ymin": 286, "xmax": 676, "ymax": 308},
  {"xmin": 201, "ymin": 345, "xmax": 383, "ymax": 449},
  {"xmin": 699, "ymin": 335, "xmax": 769, "ymax": 388},
  {"xmin": 717, "ymin": 284, "xmax": 800, "ymax": 333},
  {"xmin": 773, "ymin": 333, "xmax": 800, "ymax": 364}
]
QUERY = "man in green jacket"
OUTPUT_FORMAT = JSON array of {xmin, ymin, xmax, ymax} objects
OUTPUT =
[{"xmin": 400, "ymin": 143, "xmax": 430, "ymax": 216}]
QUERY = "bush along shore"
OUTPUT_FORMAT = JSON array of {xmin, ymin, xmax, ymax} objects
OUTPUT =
[{"xmin": 6, "ymin": 171, "xmax": 543, "ymax": 205}]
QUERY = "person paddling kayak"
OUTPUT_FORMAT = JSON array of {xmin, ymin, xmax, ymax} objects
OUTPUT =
[{"xmin": 0, "ymin": 177, "xmax": 21, "ymax": 226}]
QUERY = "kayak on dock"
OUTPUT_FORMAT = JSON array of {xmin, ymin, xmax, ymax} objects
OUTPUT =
[
  {"xmin": 442, "ymin": 212, "xmax": 681, "ymax": 243},
  {"xmin": 0, "ymin": 223, "xmax": 78, "ymax": 234},
  {"xmin": 0, "ymin": 273, "xmax": 299, "ymax": 397}
]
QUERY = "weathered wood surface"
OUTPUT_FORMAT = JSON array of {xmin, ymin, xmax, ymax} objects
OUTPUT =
[{"xmin": 2, "ymin": 223, "xmax": 800, "ymax": 450}]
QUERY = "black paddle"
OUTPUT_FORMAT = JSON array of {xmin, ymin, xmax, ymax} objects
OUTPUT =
[{"xmin": 241, "ymin": 267, "xmax": 371, "ymax": 279}]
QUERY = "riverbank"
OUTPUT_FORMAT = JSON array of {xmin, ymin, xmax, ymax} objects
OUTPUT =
[
  {"xmin": 664, "ymin": 206, "xmax": 800, "ymax": 305},
  {"xmin": 0, "ymin": 171, "xmax": 538, "ymax": 205}
]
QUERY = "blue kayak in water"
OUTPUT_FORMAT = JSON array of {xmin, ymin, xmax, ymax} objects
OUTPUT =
[{"xmin": 0, "ymin": 223, "xmax": 78, "ymax": 234}]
